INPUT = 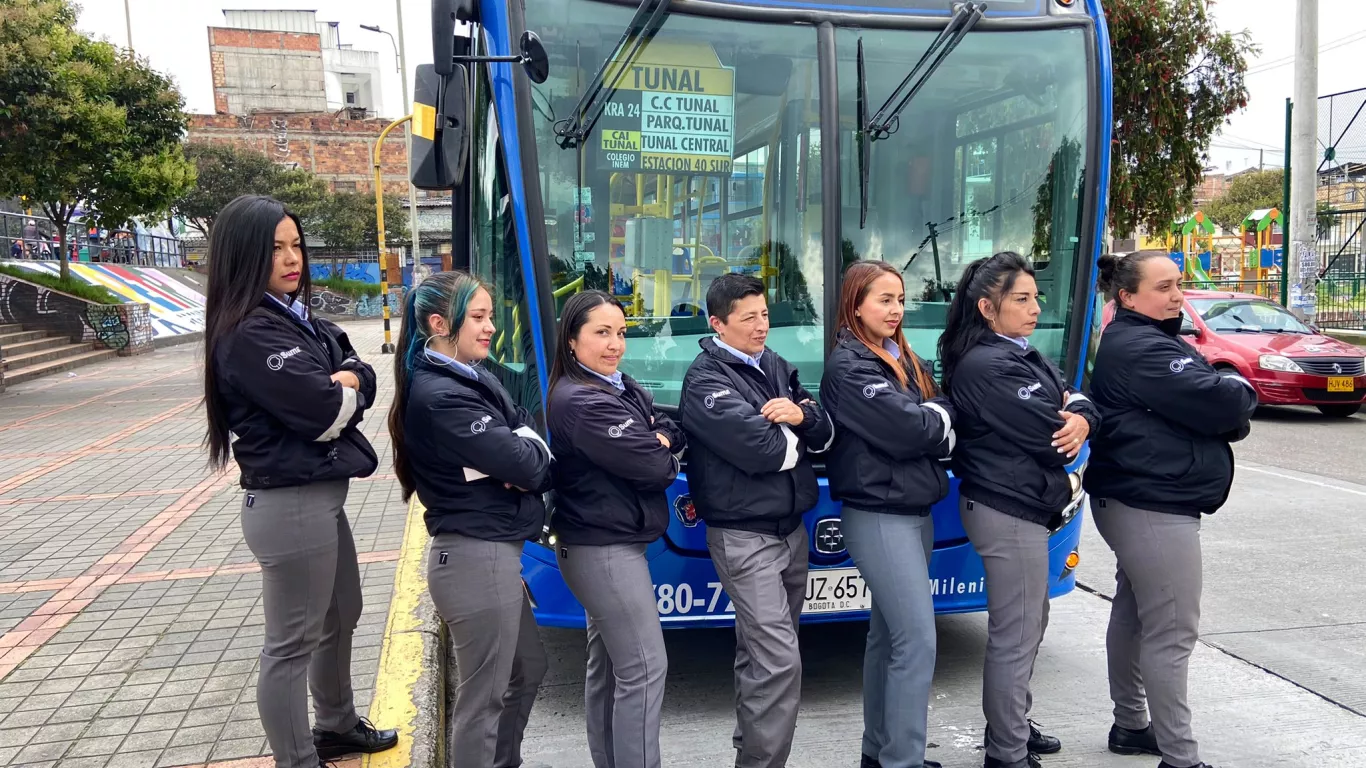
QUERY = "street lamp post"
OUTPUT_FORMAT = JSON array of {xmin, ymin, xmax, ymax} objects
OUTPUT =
[{"xmin": 361, "ymin": 16, "xmax": 422, "ymax": 274}]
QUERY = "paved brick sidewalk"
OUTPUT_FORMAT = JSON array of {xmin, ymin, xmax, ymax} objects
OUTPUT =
[{"xmin": 0, "ymin": 320, "xmax": 408, "ymax": 768}]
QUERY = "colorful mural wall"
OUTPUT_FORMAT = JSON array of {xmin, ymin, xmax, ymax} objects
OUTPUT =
[{"xmin": 3, "ymin": 262, "xmax": 205, "ymax": 338}]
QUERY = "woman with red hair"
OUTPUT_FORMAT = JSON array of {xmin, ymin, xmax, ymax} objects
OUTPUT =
[{"xmin": 820, "ymin": 260, "xmax": 955, "ymax": 768}]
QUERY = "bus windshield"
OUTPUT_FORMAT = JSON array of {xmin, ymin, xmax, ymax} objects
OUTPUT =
[{"xmin": 518, "ymin": 0, "xmax": 1093, "ymax": 405}]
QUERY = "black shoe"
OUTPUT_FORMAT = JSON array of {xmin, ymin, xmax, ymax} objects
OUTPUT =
[
  {"xmin": 983, "ymin": 755, "xmax": 1041, "ymax": 768},
  {"xmin": 924, "ymin": 761, "xmax": 942, "ymax": 768},
  {"xmin": 1108, "ymin": 724, "xmax": 1161, "ymax": 756},
  {"xmin": 1159, "ymin": 763, "xmax": 1216, "ymax": 768},
  {"xmin": 985, "ymin": 721, "xmax": 1061, "ymax": 756},
  {"xmin": 313, "ymin": 717, "xmax": 399, "ymax": 759},
  {"xmin": 1026, "ymin": 720, "xmax": 1061, "ymax": 755}
]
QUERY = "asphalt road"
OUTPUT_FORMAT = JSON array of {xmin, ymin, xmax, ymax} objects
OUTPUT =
[{"xmin": 518, "ymin": 404, "xmax": 1366, "ymax": 768}]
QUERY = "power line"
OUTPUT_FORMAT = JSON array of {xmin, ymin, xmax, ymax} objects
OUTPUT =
[{"xmin": 1247, "ymin": 29, "xmax": 1366, "ymax": 75}]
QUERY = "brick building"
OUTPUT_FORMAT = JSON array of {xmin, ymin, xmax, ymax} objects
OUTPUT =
[{"xmin": 187, "ymin": 113, "xmax": 409, "ymax": 194}]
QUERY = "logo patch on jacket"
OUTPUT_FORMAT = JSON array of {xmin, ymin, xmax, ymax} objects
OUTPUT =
[
  {"xmin": 607, "ymin": 417, "xmax": 635, "ymax": 438},
  {"xmin": 863, "ymin": 381, "xmax": 891, "ymax": 398},
  {"xmin": 1017, "ymin": 382, "xmax": 1043, "ymax": 400},
  {"xmin": 470, "ymin": 415, "xmax": 492, "ymax": 434},
  {"xmin": 703, "ymin": 389, "xmax": 730, "ymax": 409},
  {"xmin": 1169, "ymin": 357, "xmax": 1194, "ymax": 373},
  {"xmin": 266, "ymin": 346, "xmax": 302, "ymax": 371}
]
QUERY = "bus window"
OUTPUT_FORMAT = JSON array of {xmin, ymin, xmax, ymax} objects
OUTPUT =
[
  {"xmin": 836, "ymin": 26, "xmax": 1091, "ymax": 380},
  {"xmin": 470, "ymin": 60, "xmax": 544, "ymax": 418},
  {"xmin": 524, "ymin": 2, "xmax": 823, "ymax": 405}
]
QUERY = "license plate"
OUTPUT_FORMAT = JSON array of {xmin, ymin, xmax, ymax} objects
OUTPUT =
[
  {"xmin": 803, "ymin": 567, "xmax": 872, "ymax": 614},
  {"xmin": 1328, "ymin": 376, "xmax": 1354, "ymax": 392}
]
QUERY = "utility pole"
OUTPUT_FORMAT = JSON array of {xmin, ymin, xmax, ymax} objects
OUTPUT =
[
  {"xmin": 1260, "ymin": 148, "xmax": 1264, "ymax": 171},
  {"xmin": 396, "ymin": 0, "xmax": 420, "ymax": 273},
  {"xmin": 124, "ymin": 0, "xmax": 134, "ymax": 52},
  {"xmin": 1288, "ymin": 0, "xmax": 1318, "ymax": 320}
]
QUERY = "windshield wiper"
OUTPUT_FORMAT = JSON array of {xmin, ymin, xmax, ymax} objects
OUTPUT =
[
  {"xmin": 552, "ymin": 0, "xmax": 672, "ymax": 149},
  {"xmin": 856, "ymin": 2, "xmax": 987, "ymax": 228}
]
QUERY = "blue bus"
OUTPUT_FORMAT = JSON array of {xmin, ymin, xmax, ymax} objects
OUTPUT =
[{"xmin": 418, "ymin": 0, "xmax": 1113, "ymax": 628}]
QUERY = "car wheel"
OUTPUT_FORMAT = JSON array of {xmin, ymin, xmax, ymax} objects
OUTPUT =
[{"xmin": 1316, "ymin": 404, "xmax": 1361, "ymax": 418}]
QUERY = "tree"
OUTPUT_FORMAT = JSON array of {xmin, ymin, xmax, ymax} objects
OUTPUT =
[
  {"xmin": 173, "ymin": 144, "xmax": 283, "ymax": 238},
  {"xmin": 0, "ymin": 0, "xmax": 194, "ymax": 280},
  {"xmin": 1107, "ymin": 0, "xmax": 1256, "ymax": 239},
  {"xmin": 307, "ymin": 191, "xmax": 407, "ymax": 253},
  {"xmin": 1205, "ymin": 169, "xmax": 1283, "ymax": 232}
]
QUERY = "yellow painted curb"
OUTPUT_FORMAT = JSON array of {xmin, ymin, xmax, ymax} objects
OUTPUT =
[{"xmin": 364, "ymin": 497, "xmax": 441, "ymax": 768}]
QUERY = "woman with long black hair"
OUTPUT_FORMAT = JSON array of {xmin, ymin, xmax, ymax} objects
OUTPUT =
[
  {"xmin": 388, "ymin": 271, "xmax": 552, "ymax": 768},
  {"xmin": 821, "ymin": 260, "xmax": 954, "ymax": 768},
  {"xmin": 938, "ymin": 251, "xmax": 1099, "ymax": 768},
  {"xmin": 1086, "ymin": 251, "xmax": 1256, "ymax": 768},
  {"xmin": 545, "ymin": 290, "xmax": 684, "ymax": 768},
  {"xmin": 203, "ymin": 195, "xmax": 396, "ymax": 768}
]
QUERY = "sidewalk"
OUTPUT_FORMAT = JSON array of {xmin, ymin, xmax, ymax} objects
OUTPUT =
[{"xmin": 0, "ymin": 320, "xmax": 406, "ymax": 768}]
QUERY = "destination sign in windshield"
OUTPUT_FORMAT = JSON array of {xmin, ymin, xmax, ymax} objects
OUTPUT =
[{"xmin": 597, "ymin": 42, "xmax": 736, "ymax": 176}]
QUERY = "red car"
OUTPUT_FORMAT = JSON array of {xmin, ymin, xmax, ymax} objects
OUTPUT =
[{"xmin": 1100, "ymin": 290, "xmax": 1366, "ymax": 418}]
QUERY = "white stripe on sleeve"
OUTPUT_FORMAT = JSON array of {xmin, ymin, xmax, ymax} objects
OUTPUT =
[
  {"xmin": 778, "ymin": 425, "xmax": 799, "ymax": 471},
  {"xmin": 315, "ymin": 386, "xmax": 357, "ymax": 442},
  {"xmin": 1065, "ymin": 392, "xmax": 1092, "ymax": 408},
  {"xmin": 463, "ymin": 466, "xmax": 490, "ymax": 482},
  {"xmin": 514, "ymin": 425, "xmax": 554, "ymax": 460},
  {"xmin": 922, "ymin": 401, "xmax": 953, "ymax": 444}
]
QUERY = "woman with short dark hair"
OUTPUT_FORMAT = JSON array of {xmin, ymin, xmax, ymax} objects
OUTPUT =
[
  {"xmin": 939, "ymin": 251, "xmax": 1099, "ymax": 768},
  {"xmin": 1085, "ymin": 251, "xmax": 1256, "ymax": 768},
  {"xmin": 202, "ymin": 195, "xmax": 396, "ymax": 768}
]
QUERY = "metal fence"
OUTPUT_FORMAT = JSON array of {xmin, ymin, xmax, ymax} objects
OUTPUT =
[
  {"xmin": 1182, "ymin": 274, "xmax": 1366, "ymax": 330},
  {"xmin": 0, "ymin": 210, "xmax": 186, "ymax": 268}
]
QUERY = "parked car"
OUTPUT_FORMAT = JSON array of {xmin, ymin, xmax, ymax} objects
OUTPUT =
[{"xmin": 1101, "ymin": 290, "xmax": 1366, "ymax": 418}]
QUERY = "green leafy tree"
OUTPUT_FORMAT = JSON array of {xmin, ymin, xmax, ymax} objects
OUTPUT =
[
  {"xmin": 308, "ymin": 191, "xmax": 407, "ymax": 252},
  {"xmin": 173, "ymin": 143, "xmax": 283, "ymax": 238},
  {"xmin": 1205, "ymin": 169, "xmax": 1283, "ymax": 232},
  {"xmin": 1107, "ymin": 0, "xmax": 1256, "ymax": 239},
  {"xmin": 0, "ymin": 0, "xmax": 193, "ymax": 280}
]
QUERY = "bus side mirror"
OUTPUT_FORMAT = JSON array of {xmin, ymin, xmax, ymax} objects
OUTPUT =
[
  {"xmin": 432, "ymin": 0, "xmax": 477, "ymax": 77},
  {"xmin": 410, "ymin": 63, "xmax": 469, "ymax": 190},
  {"xmin": 520, "ymin": 31, "xmax": 550, "ymax": 85}
]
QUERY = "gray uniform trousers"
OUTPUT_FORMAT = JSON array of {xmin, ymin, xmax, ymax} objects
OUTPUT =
[
  {"xmin": 1091, "ymin": 497, "xmax": 1204, "ymax": 768},
  {"xmin": 841, "ymin": 507, "xmax": 937, "ymax": 768},
  {"xmin": 706, "ymin": 525, "xmax": 809, "ymax": 768},
  {"xmin": 427, "ymin": 533, "xmax": 548, "ymax": 768},
  {"xmin": 240, "ymin": 480, "xmax": 363, "ymax": 768},
  {"xmin": 558, "ymin": 542, "xmax": 668, "ymax": 768},
  {"xmin": 958, "ymin": 497, "xmax": 1051, "ymax": 766}
]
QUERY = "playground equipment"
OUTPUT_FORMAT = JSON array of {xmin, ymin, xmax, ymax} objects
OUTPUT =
[
  {"xmin": 1241, "ymin": 207, "xmax": 1284, "ymax": 279},
  {"xmin": 1169, "ymin": 211, "xmax": 1217, "ymax": 288}
]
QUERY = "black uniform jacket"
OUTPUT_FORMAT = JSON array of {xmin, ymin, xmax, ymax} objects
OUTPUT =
[
  {"xmin": 214, "ymin": 298, "xmax": 378, "ymax": 490},
  {"xmin": 947, "ymin": 335, "xmax": 1101, "ymax": 527},
  {"xmin": 547, "ymin": 374, "xmax": 686, "ymax": 546},
  {"xmin": 403, "ymin": 356, "xmax": 553, "ymax": 540},
  {"xmin": 678, "ymin": 337, "xmax": 835, "ymax": 537},
  {"xmin": 821, "ymin": 330, "xmax": 954, "ymax": 516},
  {"xmin": 1085, "ymin": 307, "xmax": 1258, "ymax": 515}
]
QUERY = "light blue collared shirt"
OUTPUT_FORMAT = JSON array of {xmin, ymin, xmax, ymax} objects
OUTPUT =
[
  {"xmin": 713, "ymin": 337, "xmax": 765, "ymax": 371},
  {"xmin": 425, "ymin": 348, "xmax": 481, "ymax": 381},
  {"xmin": 579, "ymin": 362, "xmax": 625, "ymax": 392},
  {"xmin": 266, "ymin": 293, "xmax": 314, "ymax": 335},
  {"xmin": 883, "ymin": 338, "xmax": 902, "ymax": 360},
  {"xmin": 997, "ymin": 333, "xmax": 1029, "ymax": 351}
]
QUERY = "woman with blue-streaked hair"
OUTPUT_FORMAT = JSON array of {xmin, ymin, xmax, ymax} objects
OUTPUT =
[{"xmin": 386, "ymin": 271, "xmax": 552, "ymax": 768}]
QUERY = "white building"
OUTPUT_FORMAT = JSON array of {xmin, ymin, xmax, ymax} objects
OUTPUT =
[{"xmin": 220, "ymin": 10, "xmax": 387, "ymax": 117}]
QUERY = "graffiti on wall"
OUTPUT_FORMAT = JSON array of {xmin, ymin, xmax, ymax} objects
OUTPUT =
[
  {"xmin": 6, "ymin": 261, "xmax": 204, "ymax": 338},
  {"xmin": 0, "ymin": 276, "xmax": 153, "ymax": 355},
  {"xmin": 306, "ymin": 288, "xmax": 399, "ymax": 319},
  {"xmin": 309, "ymin": 262, "xmax": 382, "ymax": 284}
]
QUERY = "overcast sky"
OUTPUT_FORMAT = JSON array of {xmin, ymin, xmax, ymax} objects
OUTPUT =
[{"xmin": 80, "ymin": 0, "xmax": 1366, "ymax": 175}]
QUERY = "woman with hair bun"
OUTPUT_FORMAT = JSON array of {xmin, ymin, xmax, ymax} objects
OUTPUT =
[{"xmin": 1085, "ymin": 250, "xmax": 1256, "ymax": 768}]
